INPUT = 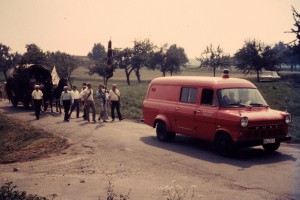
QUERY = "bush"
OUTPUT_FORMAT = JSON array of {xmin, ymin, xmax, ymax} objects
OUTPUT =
[{"xmin": 0, "ymin": 182, "xmax": 57, "ymax": 200}]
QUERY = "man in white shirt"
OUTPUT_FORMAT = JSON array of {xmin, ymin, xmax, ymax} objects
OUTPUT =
[
  {"xmin": 69, "ymin": 86, "xmax": 80, "ymax": 118},
  {"xmin": 31, "ymin": 85, "xmax": 43, "ymax": 120},
  {"xmin": 60, "ymin": 86, "xmax": 72, "ymax": 122},
  {"xmin": 81, "ymin": 83, "xmax": 96, "ymax": 123},
  {"xmin": 109, "ymin": 84, "xmax": 123, "ymax": 121}
]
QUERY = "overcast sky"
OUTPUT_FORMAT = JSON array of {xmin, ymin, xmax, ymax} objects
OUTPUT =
[{"xmin": 0, "ymin": 0, "xmax": 299, "ymax": 58}]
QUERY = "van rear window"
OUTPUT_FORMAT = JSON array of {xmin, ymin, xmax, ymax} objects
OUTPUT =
[{"xmin": 180, "ymin": 87, "xmax": 197, "ymax": 103}]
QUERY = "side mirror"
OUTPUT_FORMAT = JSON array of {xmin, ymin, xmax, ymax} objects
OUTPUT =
[{"xmin": 284, "ymin": 97, "xmax": 289, "ymax": 112}]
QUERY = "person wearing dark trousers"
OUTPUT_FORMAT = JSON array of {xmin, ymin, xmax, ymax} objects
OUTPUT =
[
  {"xmin": 31, "ymin": 85, "xmax": 43, "ymax": 120},
  {"xmin": 60, "ymin": 86, "xmax": 72, "ymax": 122},
  {"xmin": 69, "ymin": 86, "xmax": 80, "ymax": 118},
  {"xmin": 108, "ymin": 84, "xmax": 123, "ymax": 121},
  {"xmin": 80, "ymin": 83, "xmax": 87, "ymax": 120},
  {"xmin": 81, "ymin": 83, "xmax": 96, "ymax": 123}
]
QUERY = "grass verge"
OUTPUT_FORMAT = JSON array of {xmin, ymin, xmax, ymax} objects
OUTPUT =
[{"xmin": 0, "ymin": 114, "xmax": 69, "ymax": 164}]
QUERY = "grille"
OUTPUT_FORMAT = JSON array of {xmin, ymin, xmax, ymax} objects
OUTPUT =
[{"xmin": 243, "ymin": 125, "xmax": 284, "ymax": 139}]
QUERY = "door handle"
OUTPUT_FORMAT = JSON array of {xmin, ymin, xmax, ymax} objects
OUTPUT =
[
  {"xmin": 195, "ymin": 109, "xmax": 201, "ymax": 113},
  {"xmin": 175, "ymin": 107, "xmax": 180, "ymax": 110}
]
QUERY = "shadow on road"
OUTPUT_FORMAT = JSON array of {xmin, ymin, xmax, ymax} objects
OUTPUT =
[
  {"xmin": 140, "ymin": 135, "xmax": 297, "ymax": 168},
  {"xmin": 0, "ymin": 102, "xmax": 62, "ymax": 118}
]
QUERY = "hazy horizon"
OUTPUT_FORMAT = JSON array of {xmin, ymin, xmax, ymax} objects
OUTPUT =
[{"xmin": 1, "ymin": 0, "xmax": 300, "ymax": 58}]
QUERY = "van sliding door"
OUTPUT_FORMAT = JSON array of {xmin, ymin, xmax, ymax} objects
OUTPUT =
[
  {"xmin": 174, "ymin": 87, "xmax": 197, "ymax": 136},
  {"xmin": 194, "ymin": 88, "xmax": 217, "ymax": 141}
]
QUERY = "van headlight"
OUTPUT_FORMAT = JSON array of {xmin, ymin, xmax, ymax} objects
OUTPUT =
[
  {"xmin": 285, "ymin": 114, "xmax": 292, "ymax": 124},
  {"xmin": 241, "ymin": 117, "xmax": 248, "ymax": 127}
]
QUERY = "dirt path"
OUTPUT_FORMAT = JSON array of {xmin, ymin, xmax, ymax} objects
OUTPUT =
[{"xmin": 0, "ymin": 101, "xmax": 300, "ymax": 200}]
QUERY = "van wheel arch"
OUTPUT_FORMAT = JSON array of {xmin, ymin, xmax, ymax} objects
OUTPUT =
[
  {"xmin": 155, "ymin": 120, "xmax": 176, "ymax": 142},
  {"xmin": 214, "ymin": 131, "xmax": 235, "ymax": 156}
]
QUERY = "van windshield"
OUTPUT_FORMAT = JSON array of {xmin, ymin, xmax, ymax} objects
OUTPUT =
[{"xmin": 217, "ymin": 88, "xmax": 267, "ymax": 108}]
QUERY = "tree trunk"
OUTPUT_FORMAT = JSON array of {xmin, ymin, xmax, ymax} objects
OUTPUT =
[
  {"xmin": 3, "ymin": 71, "xmax": 8, "ymax": 81},
  {"xmin": 124, "ymin": 67, "xmax": 133, "ymax": 86},
  {"xmin": 135, "ymin": 69, "xmax": 141, "ymax": 84},
  {"xmin": 256, "ymin": 70, "xmax": 260, "ymax": 82},
  {"xmin": 68, "ymin": 79, "xmax": 73, "ymax": 87},
  {"xmin": 213, "ymin": 66, "xmax": 216, "ymax": 77}
]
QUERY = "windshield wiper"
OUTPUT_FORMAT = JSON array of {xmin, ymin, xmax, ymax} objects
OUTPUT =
[{"xmin": 249, "ymin": 103, "xmax": 264, "ymax": 107}]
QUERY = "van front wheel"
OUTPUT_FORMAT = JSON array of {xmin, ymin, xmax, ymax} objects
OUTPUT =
[
  {"xmin": 156, "ymin": 121, "xmax": 175, "ymax": 142},
  {"xmin": 262, "ymin": 142, "xmax": 280, "ymax": 152},
  {"xmin": 215, "ymin": 134, "xmax": 235, "ymax": 156}
]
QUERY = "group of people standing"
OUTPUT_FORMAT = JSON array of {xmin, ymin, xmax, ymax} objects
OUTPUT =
[{"xmin": 31, "ymin": 82, "xmax": 123, "ymax": 123}]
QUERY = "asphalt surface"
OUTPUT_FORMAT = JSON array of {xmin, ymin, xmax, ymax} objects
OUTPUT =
[{"xmin": 0, "ymin": 100, "xmax": 300, "ymax": 200}]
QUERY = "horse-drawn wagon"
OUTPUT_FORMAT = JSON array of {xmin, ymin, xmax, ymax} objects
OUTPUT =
[{"xmin": 6, "ymin": 64, "xmax": 53, "ymax": 109}]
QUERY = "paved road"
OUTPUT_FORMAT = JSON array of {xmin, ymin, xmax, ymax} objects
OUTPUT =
[{"xmin": 0, "ymin": 101, "xmax": 299, "ymax": 200}]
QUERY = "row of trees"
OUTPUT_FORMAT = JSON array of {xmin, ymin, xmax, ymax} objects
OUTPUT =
[
  {"xmin": 0, "ymin": 43, "xmax": 79, "ymax": 85},
  {"xmin": 87, "ymin": 39, "xmax": 189, "ymax": 85},
  {"xmin": 1, "ymin": 7, "xmax": 299, "ymax": 85},
  {"xmin": 87, "ymin": 6, "xmax": 300, "ymax": 83}
]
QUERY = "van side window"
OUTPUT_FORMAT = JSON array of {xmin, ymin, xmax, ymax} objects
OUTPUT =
[
  {"xmin": 201, "ymin": 89, "xmax": 214, "ymax": 106},
  {"xmin": 180, "ymin": 87, "xmax": 197, "ymax": 103}
]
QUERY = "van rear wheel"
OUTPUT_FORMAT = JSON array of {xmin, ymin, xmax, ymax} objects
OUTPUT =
[
  {"xmin": 262, "ymin": 142, "xmax": 280, "ymax": 152},
  {"xmin": 156, "ymin": 121, "xmax": 175, "ymax": 142},
  {"xmin": 215, "ymin": 134, "xmax": 235, "ymax": 156}
]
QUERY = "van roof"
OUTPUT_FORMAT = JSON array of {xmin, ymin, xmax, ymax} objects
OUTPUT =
[{"xmin": 150, "ymin": 76, "xmax": 256, "ymax": 89}]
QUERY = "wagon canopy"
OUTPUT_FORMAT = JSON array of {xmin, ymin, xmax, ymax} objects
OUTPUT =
[{"xmin": 10, "ymin": 64, "xmax": 52, "ymax": 84}]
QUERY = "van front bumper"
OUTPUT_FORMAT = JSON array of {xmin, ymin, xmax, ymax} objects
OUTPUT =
[{"xmin": 236, "ymin": 136, "xmax": 292, "ymax": 147}]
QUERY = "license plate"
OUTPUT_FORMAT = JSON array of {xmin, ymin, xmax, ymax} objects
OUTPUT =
[{"xmin": 263, "ymin": 138, "xmax": 276, "ymax": 144}]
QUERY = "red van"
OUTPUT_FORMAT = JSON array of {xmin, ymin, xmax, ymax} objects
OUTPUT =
[{"xmin": 142, "ymin": 72, "xmax": 292, "ymax": 156}]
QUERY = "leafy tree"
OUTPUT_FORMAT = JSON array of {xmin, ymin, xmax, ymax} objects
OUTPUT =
[
  {"xmin": 115, "ymin": 48, "xmax": 134, "ymax": 85},
  {"xmin": 148, "ymin": 44, "xmax": 168, "ymax": 76},
  {"xmin": 87, "ymin": 43, "xmax": 106, "ymax": 61},
  {"xmin": 234, "ymin": 39, "xmax": 280, "ymax": 82},
  {"xmin": 197, "ymin": 44, "xmax": 231, "ymax": 77},
  {"xmin": 19, "ymin": 44, "xmax": 48, "ymax": 66},
  {"xmin": 149, "ymin": 44, "xmax": 188, "ymax": 76},
  {"xmin": 47, "ymin": 51, "xmax": 79, "ymax": 85},
  {"xmin": 288, "ymin": 6, "xmax": 300, "ymax": 44},
  {"xmin": 272, "ymin": 42, "xmax": 289, "ymax": 68},
  {"xmin": 285, "ymin": 6, "xmax": 300, "ymax": 70},
  {"xmin": 131, "ymin": 39, "xmax": 154, "ymax": 83},
  {"xmin": 0, "ymin": 44, "xmax": 21, "ymax": 80},
  {"xmin": 114, "ymin": 39, "xmax": 154, "ymax": 85},
  {"xmin": 165, "ymin": 44, "xmax": 188, "ymax": 76},
  {"xmin": 87, "ymin": 42, "xmax": 116, "ymax": 85},
  {"xmin": 286, "ymin": 44, "xmax": 300, "ymax": 71}
]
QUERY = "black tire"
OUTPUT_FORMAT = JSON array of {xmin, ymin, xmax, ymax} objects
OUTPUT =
[
  {"xmin": 11, "ymin": 97, "xmax": 18, "ymax": 107},
  {"xmin": 215, "ymin": 134, "xmax": 235, "ymax": 156},
  {"xmin": 262, "ymin": 142, "xmax": 280, "ymax": 152},
  {"xmin": 23, "ymin": 100, "xmax": 30, "ymax": 109},
  {"xmin": 156, "ymin": 121, "xmax": 175, "ymax": 142}
]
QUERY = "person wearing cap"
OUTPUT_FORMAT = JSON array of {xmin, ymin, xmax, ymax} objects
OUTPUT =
[
  {"xmin": 108, "ymin": 84, "xmax": 123, "ymax": 121},
  {"xmin": 81, "ymin": 83, "xmax": 96, "ymax": 123},
  {"xmin": 60, "ymin": 86, "xmax": 72, "ymax": 122},
  {"xmin": 69, "ymin": 85, "xmax": 80, "ymax": 118},
  {"xmin": 31, "ymin": 85, "xmax": 43, "ymax": 120}
]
